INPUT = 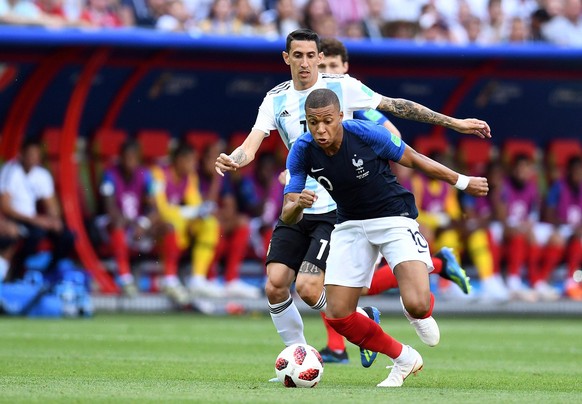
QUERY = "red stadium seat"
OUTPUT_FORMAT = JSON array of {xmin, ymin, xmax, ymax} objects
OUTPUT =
[
  {"xmin": 412, "ymin": 133, "xmax": 449, "ymax": 158},
  {"xmin": 457, "ymin": 138, "xmax": 494, "ymax": 175},
  {"xmin": 546, "ymin": 138, "xmax": 582, "ymax": 177},
  {"xmin": 136, "ymin": 129, "xmax": 171, "ymax": 164},
  {"xmin": 91, "ymin": 128, "xmax": 128, "ymax": 164},
  {"xmin": 185, "ymin": 130, "xmax": 220, "ymax": 154},
  {"xmin": 40, "ymin": 127, "xmax": 62, "ymax": 163},
  {"xmin": 501, "ymin": 139, "xmax": 538, "ymax": 165}
]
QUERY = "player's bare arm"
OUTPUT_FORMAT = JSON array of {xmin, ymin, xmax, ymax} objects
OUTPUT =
[
  {"xmin": 214, "ymin": 129, "xmax": 265, "ymax": 176},
  {"xmin": 377, "ymin": 96, "xmax": 491, "ymax": 139},
  {"xmin": 281, "ymin": 190, "xmax": 318, "ymax": 225},
  {"xmin": 398, "ymin": 146, "xmax": 489, "ymax": 197}
]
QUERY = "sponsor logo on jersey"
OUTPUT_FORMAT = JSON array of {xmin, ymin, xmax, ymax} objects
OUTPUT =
[
  {"xmin": 311, "ymin": 167, "xmax": 324, "ymax": 173},
  {"xmin": 279, "ymin": 110, "xmax": 291, "ymax": 118}
]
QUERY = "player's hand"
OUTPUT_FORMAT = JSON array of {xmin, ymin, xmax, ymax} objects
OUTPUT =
[
  {"xmin": 464, "ymin": 177, "xmax": 489, "ymax": 196},
  {"xmin": 454, "ymin": 118, "xmax": 491, "ymax": 139},
  {"xmin": 215, "ymin": 153, "xmax": 239, "ymax": 176},
  {"xmin": 297, "ymin": 189, "xmax": 317, "ymax": 209}
]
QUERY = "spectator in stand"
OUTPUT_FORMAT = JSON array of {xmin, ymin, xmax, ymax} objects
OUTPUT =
[
  {"xmin": 360, "ymin": 0, "xmax": 386, "ymax": 39},
  {"xmin": 529, "ymin": 8, "xmax": 551, "ymax": 42},
  {"xmin": 198, "ymin": 141, "xmax": 261, "ymax": 299},
  {"xmin": 80, "ymin": 0, "xmax": 122, "ymax": 27},
  {"xmin": 505, "ymin": 16, "xmax": 529, "ymax": 42},
  {"xmin": 302, "ymin": 0, "xmax": 332, "ymax": 33},
  {"xmin": 150, "ymin": 141, "xmax": 222, "ymax": 303},
  {"xmin": 544, "ymin": 156, "xmax": 582, "ymax": 300},
  {"xmin": 542, "ymin": 0, "xmax": 582, "ymax": 47},
  {"xmin": 311, "ymin": 13, "xmax": 339, "ymax": 37},
  {"xmin": 327, "ymin": 0, "xmax": 366, "ymax": 29},
  {"xmin": 0, "ymin": 214, "xmax": 20, "ymax": 282},
  {"xmin": 198, "ymin": 0, "xmax": 241, "ymax": 35},
  {"xmin": 98, "ymin": 140, "xmax": 162, "ymax": 297},
  {"xmin": 232, "ymin": 0, "xmax": 261, "ymax": 35},
  {"xmin": 156, "ymin": 0, "xmax": 197, "ymax": 33},
  {"xmin": 0, "ymin": 0, "xmax": 65, "ymax": 26},
  {"xmin": 480, "ymin": 0, "xmax": 508, "ymax": 44},
  {"xmin": 494, "ymin": 153, "xmax": 560, "ymax": 301},
  {"xmin": 260, "ymin": 0, "xmax": 302, "ymax": 38},
  {"xmin": 0, "ymin": 139, "xmax": 75, "ymax": 282},
  {"xmin": 119, "ymin": 0, "xmax": 165, "ymax": 27}
]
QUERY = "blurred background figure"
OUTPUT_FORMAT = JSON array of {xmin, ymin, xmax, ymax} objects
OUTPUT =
[
  {"xmin": 80, "ymin": 0, "xmax": 122, "ymax": 28},
  {"xmin": 97, "ymin": 140, "xmax": 162, "ymax": 297},
  {"xmin": 199, "ymin": 141, "xmax": 261, "ymax": 299},
  {"xmin": 150, "ymin": 141, "xmax": 221, "ymax": 305},
  {"xmin": 494, "ymin": 153, "xmax": 560, "ymax": 302},
  {"xmin": 0, "ymin": 139, "xmax": 75, "ymax": 283},
  {"xmin": 542, "ymin": 0, "xmax": 582, "ymax": 46},
  {"xmin": 0, "ymin": 215, "xmax": 20, "ymax": 282},
  {"xmin": 544, "ymin": 156, "xmax": 582, "ymax": 300}
]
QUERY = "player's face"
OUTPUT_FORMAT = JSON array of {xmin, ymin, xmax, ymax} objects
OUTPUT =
[
  {"xmin": 283, "ymin": 40, "xmax": 322, "ymax": 90},
  {"xmin": 318, "ymin": 55, "xmax": 348, "ymax": 74},
  {"xmin": 306, "ymin": 104, "xmax": 344, "ymax": 153},
  {"xmin": 21, "ymin": 145, "xmax": 41, "ymax": 172}
]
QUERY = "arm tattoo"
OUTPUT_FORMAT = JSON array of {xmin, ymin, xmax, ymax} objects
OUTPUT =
[
  {"xmin": 229, "ymin": 148, "xmax": 248, "ymax": 165},
  {"xmin": 298, "ymin": 261, "xmax": 323, "ymax": 275},
  {"xmin": 378, "ymin": 96, "xmax": 454, "ymax": 128}
]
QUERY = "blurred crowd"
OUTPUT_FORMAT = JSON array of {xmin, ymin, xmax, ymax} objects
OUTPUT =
[{"xmin": 0, "ymin": 0, "xmax": 581, "ymax": 47}]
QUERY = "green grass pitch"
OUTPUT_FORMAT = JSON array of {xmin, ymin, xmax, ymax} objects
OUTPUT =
[{"xmin": 0, "ymin": 312, "xmax": 580, "ymax": 403}]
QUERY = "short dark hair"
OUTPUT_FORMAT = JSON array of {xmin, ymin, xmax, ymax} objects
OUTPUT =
[
  {"xmin": 119, "ymin": 139, "xmax": 141, "ymax": 156},
  {"xmin": 320, "ymin": 37, "xmax": 348, "ymax": 63},
  {"xmin": 171, "ymin": 141, "xmax": 194, "ymax": 162},
  {"xmin": 21, "ymin": 138, "xmax": 42, "ymax": 152},
  {"xmin": 286, "ymin": 28, "xmax": 320, "ymax": 53},
  {"xmin": 305, "ymin": 88, "xmax": 340, "ymax": 111}
]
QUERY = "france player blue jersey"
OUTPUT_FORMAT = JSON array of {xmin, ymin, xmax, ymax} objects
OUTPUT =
[{"xmin": 285, "ymin": 119, "xmax": 418, "ymax": 223}]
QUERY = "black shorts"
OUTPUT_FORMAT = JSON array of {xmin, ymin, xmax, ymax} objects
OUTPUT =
[{"xmin": 266, "ymin": 211, "xmax": 336, "ymax": 273}]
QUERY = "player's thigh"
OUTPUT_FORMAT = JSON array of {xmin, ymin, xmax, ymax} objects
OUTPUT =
[
  {"xmin": 325, "ymin": 221, "xmax": 379, "ymax": 289},
  {"xmin": 302, "ymin": 212, "xmax": 336, "ymax": 270},
  {"xmin": 295, "ymin": 262, "xmax": 325, "ymax": 304},
  {"xmin": 266, "ymin": 219, "xmax": 310, "ymax": 272}
]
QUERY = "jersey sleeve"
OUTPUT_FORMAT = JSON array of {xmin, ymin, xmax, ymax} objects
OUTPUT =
[
  {"xmin": 342, "ymin": 75, "xmax": 383, "ymax": 112},
  {"xmin": 284, "ymin": 140, "xmax": 308, "ymax": 195},
  {"xmin": 353, "ymin": 109, "xmax": 389, "ymax": 126},
  {"xmin": 251, "ymin": 94, "xmax": 277, "ymax": 135}
]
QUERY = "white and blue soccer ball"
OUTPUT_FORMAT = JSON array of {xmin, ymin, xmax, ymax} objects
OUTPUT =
[{"xmin": 275, "ymin": 343, "xmax": 324, "ymax": 388}]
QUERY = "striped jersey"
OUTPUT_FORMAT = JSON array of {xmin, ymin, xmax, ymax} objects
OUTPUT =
[{"xmin": 252, "ymin": 73, "xmax": 382, "ymax": 214}]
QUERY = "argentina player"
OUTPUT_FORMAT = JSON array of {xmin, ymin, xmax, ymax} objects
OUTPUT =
[{"xmin": 283, "ymin": 89, "xmax": 488, "ymax": 387}]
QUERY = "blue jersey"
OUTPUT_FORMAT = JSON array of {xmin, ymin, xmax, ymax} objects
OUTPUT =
[
  {"xmin": 285, "ymin": 120, "xmax": 418, "ymax": 223},
  {"xmin": 353, "ymin": 109, "xmax": 389, "ymax": 126}
]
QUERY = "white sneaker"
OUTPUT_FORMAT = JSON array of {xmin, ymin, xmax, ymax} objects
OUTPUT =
[
  {"xmin": 162, "ymin": 283, "xmax": 190, "ymax": 306},
  {"xmin": 189, "ymin": 277, "xmax": 225, "ymax": 298},
  {"xmin": 507, "ymin": 275, "xmax": 538, "ymax": 302},
  {"xmin": 534, "ymin": 281, "xmax": 560, "ymax": 302},
  {"xmin": 225, "ymin": 279, "xmax": 261, "ymax": 299},
  {"xmin": 400, "ymin": 297, "xmax": 440, "ymax": 347},
  {"xmin": 480, "ymin": 275, "xmax": 510, "ymax": 303},
  {"xmin": 377, "ymin": 345, "xmax": 423, "ymax": 388}
]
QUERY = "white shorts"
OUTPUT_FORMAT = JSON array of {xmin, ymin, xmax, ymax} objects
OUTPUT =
[{"xmin": 324, "ymin": 216, "xmax": 433, "ymax": 288}]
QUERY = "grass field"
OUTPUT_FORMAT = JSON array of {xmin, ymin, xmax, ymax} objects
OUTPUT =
[{"xmin": 0, "ymin": 312, "xmax": 580, "ymax": 403}]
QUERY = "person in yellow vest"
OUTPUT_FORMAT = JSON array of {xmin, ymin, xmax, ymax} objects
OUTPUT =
[{"xmin": 150, "ymin": 141, "xmax": 221, "ymax": 305}]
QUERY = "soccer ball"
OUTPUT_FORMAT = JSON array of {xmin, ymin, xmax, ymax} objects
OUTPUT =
[{"xmin": 274, "ymin": 343, "xmax": 324, "ymax": 388}]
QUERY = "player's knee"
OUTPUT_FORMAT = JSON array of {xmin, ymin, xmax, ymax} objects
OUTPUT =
[
  {"xmin": 402, "ymin": 296, "xmax": 431, "ymax": 318},
  {"xmin": 264, "ymin": 278, "xmax": 289, "ymax": 302},
  {"xmin": 295, "ymin": 276, "xmax": 323, "ymax": 306}
]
